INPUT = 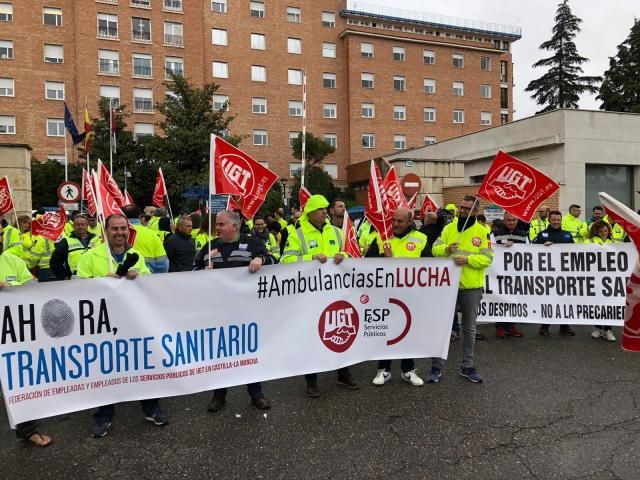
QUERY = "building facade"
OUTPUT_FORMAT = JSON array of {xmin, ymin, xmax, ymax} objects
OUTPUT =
[{"xmin": 0, "ymin": 0, "xmax": 520, "ymax": 186}]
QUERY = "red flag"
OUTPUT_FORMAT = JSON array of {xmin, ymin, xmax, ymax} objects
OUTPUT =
[
  {"xmin": 124, "ymin": 190, "xmax": 135, "ymax": 207},
  {"xmin": 82, "ymin": 169, "xmax": 97, "ymax": 216},
  {"xmin": 152, "ymin": 168, "xmax": 167, "ymax": 208},
  {"xmin": 477, "ymin": 151, "xmax": 559, "ymax": 223},
  {"xmin": 599, "ymin": 192, "xmax": 640, "ymax": 352},
  {"xmin": 31, "ymin": 209, "xmax": 66, "ymax": 241},
  {"xmin": 94, "ymin": 170, "xmax": 124, "ymax": 219},
  {"xmin": 299, "ymin": 186, "xmax": 311, "ymax": 211},
  {"xmin": 420, "ymin": 193, "xmax": 439, "ymax": 219},
  {"xmin": 98, "ymin": 160, "xmax": 125, "ymax": 206},
  {"xmin": 407, "ymin": 192, "xmax": 417, "ymax": 211},
  {"xmin": 342, "ymin": 211, "xmax": 362, "ymax": 258},
  {"xmin": 381, "ymin": 162, "xmax": 408, "ymax": 211},
  {"xmin": 210, "ymin": 135, "xmax": 278, "ymax": 220},
  {"xmin": 364, "ymin": 161, "xmax": 392, "ymax": 241},
  {"xmin": 227, "ymin": 195, "xmax": 242, "ymax": 212},
  {"xmin": 0, "ymin": 176, "xmax": 15, "ymax": 216}
]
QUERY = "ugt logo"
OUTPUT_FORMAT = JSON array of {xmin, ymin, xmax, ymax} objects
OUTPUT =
[
  {"xmin": 0, "ymin": 187, "xmax": 11, "ymax": 213},
  {"xmin": 318, "ymin": 300, "xmax": 359, "ymax": 353},
  {"xmin": 487, "ymin": 162, "xmax": 536, "ymax": 206},
  {"xmin": 221, "ymin": 154, "xmax": 253, "ymax": 195}
]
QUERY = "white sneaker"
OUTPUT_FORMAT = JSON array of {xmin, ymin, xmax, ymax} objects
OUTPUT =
[
  {"xmin": 401, "ymin": 370, "xmax": 424, "ymax": 387},
  {"xmin": 604, "ymin": 330, "xmax": 616, "ymax": 342},
  {"xmin": 372, "ymin": 369, "xmax": 391, "ymax": 386},
  {"xmin": 591, "ymin": 328, "xmax": 603, "ymax": 339}
]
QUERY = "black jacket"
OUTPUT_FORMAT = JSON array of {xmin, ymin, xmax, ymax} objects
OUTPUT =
[
  {"xmin": 493, "ymin": 227, "xmax": 528, "ymax": 245},
  {"xmin": 164, "ymin": 231, "xmax": 196, "ymax": 272},
  {"xmin": 533, "ymin": 227, "xmax": 574, "ymax": 244},
  {"xmin": 194, "ymin": 233, "xmax": 274, "ymax": 270}
]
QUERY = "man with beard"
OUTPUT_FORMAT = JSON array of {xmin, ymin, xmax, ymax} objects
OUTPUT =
[
  {"xmin": 529, "ymin": 206, "xmax": 550, "ymax": 241},
  {"xmin": 329, "ymin": 198, "xmax": 346, "ymax": 228}
]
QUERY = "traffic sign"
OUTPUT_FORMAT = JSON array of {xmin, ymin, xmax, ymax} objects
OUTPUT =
[
  {"xmin": 59, "ymin": 202, "xmax": 79, "ymax": 212},
  {"xmin": 400, "ymin": 173, "xmax": 422, "ymax": 197},
  {"xmin": 483, "ymin": 204, "xmax": 505, "ymax": 222},
  {"xmin": 57, "ymin": 181, "xmax": 81, "ymax": 202}
]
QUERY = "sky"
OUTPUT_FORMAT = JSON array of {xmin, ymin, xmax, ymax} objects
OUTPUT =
[{"xmin": 360, "ymin": 0, "xmax": 639, "ymax": 119}]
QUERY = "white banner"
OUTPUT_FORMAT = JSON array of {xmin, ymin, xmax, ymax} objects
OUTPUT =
[
  {"xmin": 479, "ymin": 243, "xmax": 636, "ymax": 325},
  {"xmin": 0, "ymin": 258, "xmax": 460, "ymax": 427}
]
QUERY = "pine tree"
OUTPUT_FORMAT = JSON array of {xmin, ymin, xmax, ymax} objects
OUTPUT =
[
  {"xmin": 597, "ymin": 20, "xmax": 640, "ymax": 112},
  {"xmin": 525, "ymin": 0, "xmax": 601, "ymax": 113}
]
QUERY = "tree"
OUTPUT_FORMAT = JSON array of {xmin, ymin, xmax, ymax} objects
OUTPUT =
[
  {"xmin": 288, "ymin": 166, "xmax": 340, "ymax": 209},
  {"xmin": 291, "ymin": 132, "xmax": 336, "ymax": 174},
  {"xmin": 597, "ymin": 19, "xmax": 640, "ymax": 112},
  {"xmin": 525, "ymin": 0, "xmax": 601, "ymax": 113},
  {"xmin": 31, "ymin": 159, "xmax": 84, "ymax": 209}
]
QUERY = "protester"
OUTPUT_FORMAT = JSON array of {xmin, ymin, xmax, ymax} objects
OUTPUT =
[
  {"xmin": 366, "ymin": 207, "xmax": 429, "ymax": 387},
  {"xmin": 329, "ymin": 198, "xmax": 346, "ymax": 228},
  {"xmin": 585, "ymin": 221, "xmax": 616, "ymax": 341},
  {"xmin": 28, "ymin": 234, "xmax": 57, "ymax": 282},
  {"xmin": 419, "ymin": 211, "xmax": 443, "ymax": 252},
  {"xmin": 281, "ymin": 194, "xmax": 359, "ymax": 396},
  {"xmin": 50, "ymin": 214, "xmax": 100, "ymax": 280},
  {"xmin": 194, "ymin": 210, "xmax": 273, "ymax": 411},
  {"xmin": 87, "ymin": 215, "xmax": 101, "ymax": 238},
  {"xmin": 123, "ymin": 205, "xmax": 169, "ymax": 273},
  {"xmin": 157, "ymin": 217, "xmax": 173, "ymax": 242},
  {"xmin": 251, "ymin": 215, "xmax": 280, "ymax": 261},
  {"xmin": 533, "ymin": 210, "xmax": 576, "ymax": 336},
  {"xmin": 562, "ymin": 204, "xmax": 586, "ymax": 242},
  {"xmin": 164, "ymin": 214, "xmax": 195, "ymax": 272},
  {"xmin": 528, "ymin": 206, "xmax": 549, "ymax": 241},
  {"xmin": 148, "ymin": 207, "xmax": 167, "ymax": 231},
  {"xmin": 1, "ymin": 216, "xmax": 22, "ymax": 260},
  {"xmin": 430, "ymin": 195, "xmax": 493, "ymax": 383},
  {"xmin": 193, "ymin": 212, "xmax": 214, "ymax": 254},
  {"xmin": 275, "ymin": 207, "xmax": 288, "ymax": 230},
  {"xmin": 76, "ymin": 214, "xmax": 169, "ymax": 437},
  {"xmin": 17, "ymin": 215, "xmax": 33, "ymax": 261}
]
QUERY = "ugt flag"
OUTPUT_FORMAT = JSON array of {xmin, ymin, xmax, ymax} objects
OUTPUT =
[
  {"xmin": 342, "ymin": 211, "xmax": 362, "ymax": 258},
  {"xmin": 420, "ymin": 193, "xmax": 439, "ymax": 219},
  {"xmin": 478, "ymin": 151, "xmax": 558, "ymax": 223},
  {"xmin": 82, "ymin": 169, "xmax": 97, "ymax": 216},
  {"xmin": 31, "ymin": 208, "xmax": 67, "ymax": 241},
  {"xmin": 0, "ymin": 176, "xmax": 14, "ymax": 216},
  {"xmin": 152, "ymin": 168, "xmax": 167, "ymax": 208},
  {"xmin": 299, "ymin": 186, "xmax": 311, "ymax": 211},
  {"xmin": 365, "ymin": 160, "xmax": 392, "ymax": 241},
  {"xmin": 98, "ymin": 160, "xmax": 125, "ymax": 207}
]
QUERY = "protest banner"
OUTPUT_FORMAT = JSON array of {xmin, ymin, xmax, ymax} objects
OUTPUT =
[
  {"xmin": 478, "ymin": 243, "xmax": 636, "ymax": 325},
  {"xmin": 0, "ymin": 258, "xmax": 460, "ymax": 427}
]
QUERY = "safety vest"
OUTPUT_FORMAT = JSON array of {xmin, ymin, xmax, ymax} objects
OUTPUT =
[
  {"xmin": 370, "ymin": 230, "xmax": 428, "ymax": 258},
  {"xmin": 281, "ymin": 217, "xmax": 344, "ymax": 263},
  {"xmin": 0, "ymin": 252, "xmax": 33, "ymax": 285},
  {"xmin": 148, "ymin": 216, "xmax": 160, "ymax": 231},
  {"xmin": 194, "ymin": 230, "xmax": 215, "ymax": 255},
  {"xmin": 584, "ymin": 237, "xmax": 613, "ymax": 245},
  {"xmin": 76, "ymin": 243, "xmax": 151, "ymax": 278},
  {"xmin": 561, "ymin": 214, "xmax": 586, "ymax": 242},
  {"xmin": 528, "ymin": 218, "xmax": 549, "ymax": 241},
  {"xmin": 87, "ymin": 224, "xmax": 102, "ymax": 238},
  {"xmin": 3, "ymin": 224, "xmax": 23, "ymax": 259},
  {"xmin": 277, "ymin": 218, "xmax": 288, "ymax": 230},
  {"xmin": 432, "ymin": 220, "xmax": 493, "ymax": 290},
  {"xmin": 67, "ymin": 234, "xmax": 100, "ymax": 273},
  {"xmin": 28, "ymin": 235, "xmax": 55, "ymax": 270},
  {"xmin": 130, "ymin": 224, "xmax": 168, "ymax": 273},
  {"xmin": 266, "ymin": 232, "xmax": 280, "ymax": 260},
  {"xmin": 63, "ymin": 221, "xmax": 74, "ymax": 237}
]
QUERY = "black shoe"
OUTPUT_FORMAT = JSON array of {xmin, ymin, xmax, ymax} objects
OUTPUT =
[
  {"xmin": 475, "ymin": 332, "xmax": 486, "ymax": 341},
  {"xmin": 93, "ymin": 420, "xmax": 112, "ymax": 438},
  {"xmin": 145, "ymin": 409, "xmax": 169, "ymax": 426},
  {"xmin": 337, "ymin": 374, "xmax": 360, "ymax": 390},
  {"xmin": 251, "ymin": 395, "xmax": 271, "ymax": 410},
  {"xmin": 306, "ymin": 383, "xmax": 321, "ymax": 398},
  {"xmin": 207, "ymin": 394, "xmax": 226, "ymax": 412}
]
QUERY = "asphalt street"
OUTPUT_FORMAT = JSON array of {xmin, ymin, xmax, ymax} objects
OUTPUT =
[{"xmin": 1, "ymin": 324, "xmax": 639, "ymax": 480}]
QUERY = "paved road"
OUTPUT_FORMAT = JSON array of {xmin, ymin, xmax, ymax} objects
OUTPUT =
[{"xmin": 1, "ymin": 324, "xmax": 639, "ymax": 480}]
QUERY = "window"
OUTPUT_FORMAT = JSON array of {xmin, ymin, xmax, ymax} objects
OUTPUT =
[
  {"xmin": 481, "ymin": 111, "xmax": 492, "ymax": 126},
  {"xmin": 43, "ymin": 7, "xmax": 62, "ymax": 27},
  {"xmin": 131, "ymin": 0, "xmax": 150, "ymax": 7},
  {"xmin": 213, "ymin": 94, "xmax": 229, "ymax": 111},
  {"xmin": 424, "ymin": 136, "xmax": 436, "ymax": 145},
  {"xmin": 453, "ymin": 109, "xmax": 464, "ymax": 124},
  {"xmin": 99, "ymin": 50, "xmax": 119, "ymax": 74},
  {"xmin": 44, "ymin": 44, "xmax": 64, "ymax": 63},
  {"xmin": 211, "ymin": 0, "xmax": 226, "ymax": 13},
  {"xmin": 500, "ymin": 61, "xmax": 508, "ymax": 82},
  {"xmin": 324, "ymin": 133, "xmax": 337, "ymax": 148},
  {"xmin": 322, "ymin": 42, "xmax": 336, "ymax": 58},
  {"xmin": 501, "ymin": 87, "xmax": 508, "ymax": 108},
  {"xmin": 322, "ymin": 72, "xmax": 336, "ymax": 89},
  {"xmin": 423, "ymin": 78, "xmax": 435, "ymax": 94},
  {"xmin": 0, "ymin": 3, "xmax": 13, "ymax": 22},
  {"xmin": 252, "ymin": 65, "xmax": 266, "ymax": 82},
  {"xmin": 362, "ymin": 133, "xmax": 375, "ymax": 149},
  {"xmin": 212, "ymin": 61, "xmax": 228, "ymax": 78},
  {"xmin": 0, "ymin": 40, "xmax": 14, "ymax": 60},
  {"xmin": 0, "ymin": 115, "xmax": 15, "ymax": 134},
  {"xmin": 164, "ymin": 22, "xmax": 183, "ymax": 46},
  {"xmin": 134, "ymin": 123, "xmax": 154, "ymax": 141},
  {"xmin": 165, "ymin": 56, "xmax": 183, "ymax": 78},
  {"xmin": 288, "ymin": 131, "xmax": 301, "ymax": 147},
  {"xmin": 45, "ymin": 81, "xmax": 64, "ymax": 100},
  {"xmin": 288, "ymin": 37, "xmax": 301, "ymax": 54},
  {"xmin": 132, "ymin": 53, "xmax": 152, "ymax": 77},
  {"xmin": 393, "ymin": 105, "xmax": 406, "ymax": 120},
  {"xmin": 361, "ymin": 42, "xmax": 374, "ymax": 58},
  {"xmin": 423, "ymin": 49, "xmax": 435, "ymax": 64},
  {"xmin": 287, "ymin": 7, "xmax": 301, "ymax": 23},
  {"xmin": 324, "ymin": 164, "xmax": 338, "ymax": 179},
  {"xmin": 253, "ymin": 129, "xmax": 268, "ymax": 145},
  {"xmin": 392, "ymin": 46, "xmax": 405, "ymax": 61},
  {"xmin": 164, "ymin": 0, "xmax": 182, "ymax": 12},
  {"xmin": 452, "ymin": 53, "xmax": 464, "ymax": 68},
  {"xmin": 0, "ymin": 77, "xmax": 14, "ymax": 96},
  {"xmin": 290, "ymin": 162, "xmax": 302, "ymax": 177},
  {"xmin": 287, "ymin": 68, "xmax": 302, "ymax": 85},
  {"xmin": 47, "ymin": 154, "xmax": 66, "ymax": 164},
  {"xmin": 393, "ymin": 75, "xmax": 406, "ymax": 91},
  {"xmin": 393, "ymin": 135, "xmax": 406, "ymax": 150},
  {"xmin": 501, "ymin": 113, "xmax": 509, "ymax": 125},
  {"xmin": 323, "ymin": 103, "xmax": 336, "ymax": 118},
  {"xmin": 97, "ymin": 13, "xmax": 118, "ymax": 38},
  {"xmin": 361, "ymin": 103, "xmax": 374, "ymax": 118},
  {"xmin": 46, "ymin": 118, "xmax": 65, "ymax": 137},
  {"xmin": 361, "ymin": 72, "xmax": 374, "ymax": 89},
  {"xmin": 100, "ymin": 85, "xmax": 120, "ymax": 107},
  {"xmin": 133, "ymin": 88, "xmax": 153, "ymax": 112},
  {"xmin": 481, "ymin": 56, "xmax": 491, "ymax": 71},
  {"xmin": 453, "ymin": 81, "xmax": 464, "ymax": 96},
  {"xmin": 132, "ymin": 17, "xmax": 151, "ymax": 42},
  {"xmin": 251, "ymin": 97, "xmax": 267, "ymax": 114},
  {"xmin": 251, "ymin": 33, "xmax": 266, "ymax": 50},
  {"xmin": 250, "ymin": 1, "xmax": 264, "ymax": 17},
  {"xmin": 288, "ymin": 100, "xmax": 302, "ymax": 117},
  {"xmin": 212, "ymin": 29, "xmax": 228, "ymax": 46},
  {"xmin": 322, "ymin": 11, "xmax": 335, "ymax": 28},
  {"xmin": 481, "ymin": 84, "xmax": 492, "ymax": 98},
  {"xmin": 424, "ymin": 107, "xmax": 436, "ymax": 122}
]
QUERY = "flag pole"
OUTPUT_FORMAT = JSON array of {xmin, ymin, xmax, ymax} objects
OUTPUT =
[
  {"xmin": 92, "ymin": 170, "xmax": 114, "ymax": 273},
  {"xmin": 5, "ymin": 177, "xmax": 20, "ymax": 231},
  {"xmin": 63, "ymin": 127, "xmax": 69, "ymax": 182},
  {"xmin": 301, "ymin": 69, "xmax": 307, "ymax": 188},
  {"xmin": 109, "ymin": 98, "xmax": 113, "ymax": 175},
  {"xmin": 208, "ymin": 135, "xmax": 216, "ymax": 268}
]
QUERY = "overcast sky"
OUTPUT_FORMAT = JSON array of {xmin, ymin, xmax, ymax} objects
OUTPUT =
[{"xmin": 361, "ymin": 0, "xmax": 638, "ymax": 119}]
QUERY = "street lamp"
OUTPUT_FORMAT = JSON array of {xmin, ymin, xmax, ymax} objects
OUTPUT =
[{"xmin": 280, "ymin": 178, "xmax": 288, "ymax": 211}]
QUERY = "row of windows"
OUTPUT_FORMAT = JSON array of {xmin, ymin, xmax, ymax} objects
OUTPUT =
[
  {"xmin": 211, "ymin": 1, "xmax": 336, "ymax": 27},
  {"xmin": 211, "ymin": 30, "xmax": 338, "ymax": 57},
  {"xmin": 96, "ymin": 14, "xmax": 183, "ymax": 45},
  {"xmin": 360, "ymin": 43, "xmax": 493, "ymax": 70},
  {"xmin": 97, "ymin": 50, "xmax": 183, "ymax": 78}
]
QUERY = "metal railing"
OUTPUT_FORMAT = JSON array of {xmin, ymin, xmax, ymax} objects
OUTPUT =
[{"xmin": 164, "ymin": 34, "xmax": 183, "ymax": 46}]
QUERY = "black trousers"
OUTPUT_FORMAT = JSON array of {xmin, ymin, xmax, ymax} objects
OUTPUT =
[
  {"xmin": 94, "ymin": 399, "xmax": 160, "ymax": 424},
  {"xmin": 305, "ymin": 367, "xmax": 350, "ymax": 384},
  {"xmin": 378, "ymin": 359, "xmax": 415, "ymax": 373}
]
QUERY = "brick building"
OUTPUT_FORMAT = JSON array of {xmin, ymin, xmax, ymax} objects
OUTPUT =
[{"xmin": 0, "ymin": 0, "xmax": 520, "ymax": 187}]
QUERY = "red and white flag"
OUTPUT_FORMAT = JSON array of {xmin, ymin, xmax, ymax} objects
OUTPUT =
[
  {"xmin": 420, "ymin": 193, "xmax": 439, "ymax": 219},
  {"xmin": 98, "ymin": 160, "xmax": 125, "ymax": 207},
  {"xmin": 152, "ymin": 168, "xmax": 167, "ymax": 208},
  {"xmin": 123, "ymin": 190, "xmax": 135, "ymax": 207},
  {"xmin": 210, "ymin": 135, "xmax": 278, "ymax": 220},
  {"xmin": 381, "ymin": 162, "xmax": 408, "ymax": 211},
  {"xmin": 0, "ymin": 176, "xmax": 15, "ymax": 216},
  {"xmin": 93, "ymin": 170, "xmax": 124, "ymax": 219},
  {"xmin": 342, "ymin": 211, "xmax": 362, "ymax": 258},
  {"xmin": 365, "ymin": 161, "xmax": 392, "ymax": 241},
  {"xmin": 82, "ymin": 169, "xmax": 97, "ymax": 217},
  {"xmin": 599, "ymin": 192, "xmax": 640, "ymax": 352},
  {"xmin": 477, "ymin": 151, "xmax": 559, "ymax": 223},
  {"xmin": 226, "ymin": 195, "xmax": 242, "ymax": 212},
  {"xmin": 407, "ymin": 192, "xmax": 417, "ymax": 211},
  {"xmin": 31, "ymin": 208, "xmax": 66, "ymax": 242},
  {"xmin": 299, "ymin": 186, "xmax": 311, "ymax": 211}
]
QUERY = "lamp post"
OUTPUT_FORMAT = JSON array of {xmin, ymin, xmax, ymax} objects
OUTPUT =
[{"xmin": 280, "ymin": 178, "xmax": 288, "ymax": 213}]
